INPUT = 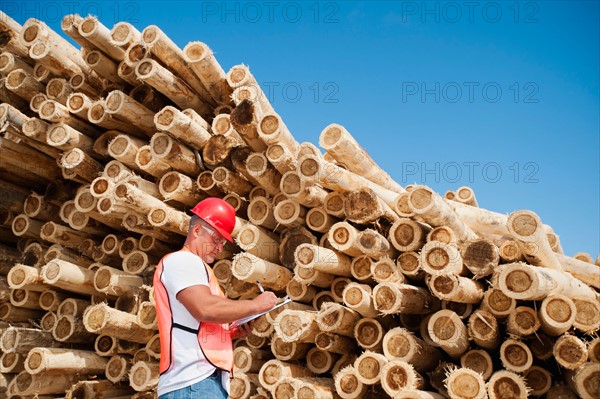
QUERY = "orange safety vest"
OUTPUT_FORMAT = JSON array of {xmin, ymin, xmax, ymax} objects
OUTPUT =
[{"xmin": 153, "ymin": 249, "xmax": 233, "ymax": 375}]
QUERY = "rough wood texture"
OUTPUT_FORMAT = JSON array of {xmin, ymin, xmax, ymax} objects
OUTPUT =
[
  {"xmin": 155, "ymin": 105, "xmax": 211, "ymax": 149},
  {"xmin": 408, "ymin": 186, "xmax": 478, "ymax": 243},
  {"xmin": 232, "ymin": 252, "xmax": 292, "ymax": 292},
  {"xmin": 488, "ymin": 370, "xmax": 529, "ymax": 399},
  {"xmin": 320, "ymin": 123, "xmax": 403, "ymax": 193},
  {"xmin": 507, "ymin": 210, "xmax": 562, "ymax": 270},
  {"xmin": 142, "ymin": 26, "xmax": 214, "ymax": 104},
  {"xmin": 136, "ymin": 58, "xmax": 211, "ymax": 116},
  {"xmin": 497, "ymin": 262, "xmax": 596, "ymax": 300},
  {"xmin": 25, "ymin": 347, "xmax": 107, "ymax": 374},
  {"xmin": 0, "ymin": 12, "xmax": 598, "ymax": 399},
  {"xmin": 299, "ymin": 155, "xmax": 398, "ymax": 208},
  {"xmin": 83, "ymin": 303, "xmax": 155, "ymax": 344},
  {"xmin": 374, "ymin": 283, "xmax": 434, "ymax": 315},
  {"xmin": 183, "ymin": 41, "xmax": 232, "ymax": 105},
  {"xmin": 40, "ymin": 259, "xmax": 100, "ymax": 296},
  {"xmin": 445, "ymin": 367, "xmax": 486, "ymax": 399}
]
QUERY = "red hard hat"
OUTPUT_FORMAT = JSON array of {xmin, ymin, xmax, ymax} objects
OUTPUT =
[{"xmin": 191, "ymin": 198, "xmax": 236, "ymax": 242}]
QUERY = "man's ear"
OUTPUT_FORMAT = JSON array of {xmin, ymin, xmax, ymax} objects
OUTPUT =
[{"xmin": 191, "ymin": 224, "xmax": 201, "ymax": 238}]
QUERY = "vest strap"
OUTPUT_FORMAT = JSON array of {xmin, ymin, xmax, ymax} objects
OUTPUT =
[{"xmin": 173, "ymin": 322, "xmax": 199, "ymax": 334}]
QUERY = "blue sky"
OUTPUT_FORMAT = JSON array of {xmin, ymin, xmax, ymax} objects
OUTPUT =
[{"xmin": 6, "ymin": 1, "xmax": 599, "ymax": 256}]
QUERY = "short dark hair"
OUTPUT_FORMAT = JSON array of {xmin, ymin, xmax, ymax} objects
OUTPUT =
[
  {"xmin": 188, "ymin": 215, "xmax": 215, "ymax": 235},
  {"xmin": 188, "ymin": 215, "xmax": 202, "ymax": 234}
]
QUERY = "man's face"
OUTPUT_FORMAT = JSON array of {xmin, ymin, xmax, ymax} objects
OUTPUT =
[{"xmin": 195, "ymin": 223, "xmax": 226, "ymax": 263}]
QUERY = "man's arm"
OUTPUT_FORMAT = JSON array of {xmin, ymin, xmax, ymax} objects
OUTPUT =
[{"xmin": 177, "ymin": 285, "xmax": 278, "ymax": 324}]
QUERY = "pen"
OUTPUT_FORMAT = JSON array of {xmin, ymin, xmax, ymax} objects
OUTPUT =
[{"xmin": 256, "ymin": 281, "xmax": 264, "ymax": 293}]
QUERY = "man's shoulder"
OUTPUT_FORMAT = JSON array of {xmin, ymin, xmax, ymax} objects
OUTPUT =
[
  {"xmin": 160, "ymin": 250, "xmax": 210, "ymax": 287},
  {"xmin": 163, "ymin": 250, "xmax": 203, "ymax": 266}
]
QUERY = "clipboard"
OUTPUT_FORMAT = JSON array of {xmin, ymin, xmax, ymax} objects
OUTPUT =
[{"xmin": 229, "ymin": 296, "xmax": 293, "ymax": 331}]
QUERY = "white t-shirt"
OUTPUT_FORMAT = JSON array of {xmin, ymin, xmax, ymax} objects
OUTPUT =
[{"xmin": 157, "ymin": 251, "xmax": 229, "ymax": 396}]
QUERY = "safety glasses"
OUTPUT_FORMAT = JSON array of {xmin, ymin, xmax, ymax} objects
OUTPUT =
[{"xmin": 200, "ymin": 224, "xmax": 226, "ymax": 246}]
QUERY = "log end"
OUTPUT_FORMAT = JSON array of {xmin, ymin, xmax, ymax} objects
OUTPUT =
[
  {"xmin": 507, "ymin": 210, "xmax": 541, "ymax": 240},
  {"xmin": 408, "ymin": 186, "xmax": 434, "ymax": 212},
  {"xmin": 446, "ymin": 367, "xmax": 486, "ymax": 399},
  {"xmin": 183, "ymin": 41, "xmax": 210, "ymax": 62},
  {"xmin": 488, "ymin": 370, "xmax": 529, "ymax": 399}
]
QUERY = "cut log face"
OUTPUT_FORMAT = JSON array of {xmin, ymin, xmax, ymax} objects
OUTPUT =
[
  {"xmin": 570, "ymin": 362, "xmax": 600, "ymax": 399},
  {"xmin": 183, "ymin": 41, "xmax": 232, "ymax": 105},
  {"xmin": 420, "ymin": 241, "xmax": 465, "ymax": 276},
  {"xmin": 0, "ymin": 351, "xmax": 24, "ymax": 374},
  {"xmin": 79, "ymin": 16, "xmax": 126, "ymax": 61},
  {"xmin": 573, "ymin": 252, "xmax": 594, "ymax": 263},
  {"xmin": 25, "ymin": 347, "xmax": 108, "ymax": 375},
  {"xmin": 427, "ymin": 226, "xmax": 458, "ymax": 246},
  {"xmin": 342, "ymin": 282, "xmax": 378, "ymax": 318},
  {"xmin": 461, "ymin": 239, "xmax": 499, "ymax": 277},
  {"xmin": 428, "ymin": 274, "xmax": 484, "ymax": 304},
  {"xmin": 7, "ymin": 264, "xmax": 44, "ymax": 290},
  {"xmin": 445, "ymin": 367, "xmax": 486, "ymax": 399},
  {"xmin": 10, "ymin": 289, "xmax": 42, "ymax": 310},
  {"xmin": 373, "ymin": 283, "xmax": 434, "ymax": 315},
  {"xmin": 232, "ymin": 252, "xmax": 292, "ymax": 291},
  {"xmin": 481, "ymin": 287, "xmax": 516, "ymax": 318},
  {"xmin": 353, "ymin": 318, "xmax": 384, "ymax": 352},
  {"xmin": 56, "ymin": 298, "xmax": 89, "ymax": 318},
  {"xmin": 13, "ymin": 369, "xmax": 82, "ymax": 396},
  {"xmin": 467, "ymin": 309, "xmax": 499, "ymax": 350},
  {"xmin": 322, "ymin": 192, "xmax": 346, "ymax": 219},
  {"xmin": 106, "ymin": 355, "xmax": 132, "ymax": 383},
  {"xmin": 499, "ymin": 261, "xmax": 597, "ymax": 301},
  {"xmin": 316, "ymin": 302, "xmax": 360, "ymax": 338},
  {"xmin": 382, "ymin": 327, "xmax": 440, "ymax": 372},
  {"xmin": 372, "ymin": 257, "xmax": 405, "ymax": 284},
  {"xmin": 295, "ymin": 243, "xmax": 352, "ymax": 277},
  {"xmin": 500, "ymin": 339, "xmax": 533, "ymax": 373},
  {"xmin": 507, "ymin": 210, "xmax": 563, "ymax": 270},
  {"xmin": 83, "ymin": 303, "xmax": 155, "ymax": 344},
  {"xmin": 273, "ymin": 309, "xmax": 320, "ymax": 343},
  {"xmin": 41, "ymin": 259, "xmax": 101, "ymax": 296},
  {"xmin": 460, "ymin": 349, "xmax": 494, "ymax": 381},
  {"xmin": 129, "ymin": 360, "xmax": 159, "ymax": 391},
  {"xmin": 572, "ymin": 297, "xmax": 600, "ymax": 333},
  {"xmin": 1, "ymin": 326, "xmax": 54, "ymax": 353},
  {"xmin": 334, "ymin": 365, "xmax": 367, "ymax": 399},
  {"xmin": 553, "ymin": 335, "xmax": 588, "ymax": 370},
  {"xmin": 271, "ymin": 335, "xmax": 311, "ymax": 361},
  {"xmin": 426, "ymin": 309, "xmax": 469, "ymax": 359},
  {"xmin": 584, "ymin": 337, "xmax": 600, "ymax": 364},
  {"xmin": 487, "ymin": 370, "xmax": 529, "ymax": 399},
  {"xmin": 327, "ymin": 222, "xmax": 363, "ymax": 257},
  {"xmin": 507, "ymin": 306, "xmax": 541, "ymax": 337},
  {"xmin": 39, "ymin": 291, "xmax": 68, "ymax": 313},
  {"xmin": 408, "ymin": 186, "xmax": 478, "ymax": 243},
  {"xmin": 380, "ymin": 360, "xmax": 424, "ymax": 396},
  {"xmin": 522, "ymin": 366, "xmax": 552, "ymax": 397},
  {"xmin": 499, "ymin": 240, "xmax": 524, "ymax": 263},
  {"xmin": 258, "ymin": 359, "xmax": 314, "ymax": 391}
]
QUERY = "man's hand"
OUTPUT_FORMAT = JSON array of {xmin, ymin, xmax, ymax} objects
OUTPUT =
[
  {"xmin": 232, "ymin": 321, "xmax": 254, "ymax": 339},
  {"xmin": 252, "ymin": 291, "xmax": 278, "ymax": 313}
]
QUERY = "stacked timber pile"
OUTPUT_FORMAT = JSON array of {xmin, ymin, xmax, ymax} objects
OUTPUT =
[{"xmin": 1, "ymin": 11, "xmax": 599, "ymax": 399}]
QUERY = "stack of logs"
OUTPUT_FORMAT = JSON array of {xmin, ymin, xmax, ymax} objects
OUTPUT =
[{"xmin": 1, "ymin": 11, "xmax": 599, "ymax": 399}]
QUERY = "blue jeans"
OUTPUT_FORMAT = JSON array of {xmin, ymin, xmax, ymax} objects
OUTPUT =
[{"xmin": 159, "ymin": 370, "xmax": 227, "ymax": 399}]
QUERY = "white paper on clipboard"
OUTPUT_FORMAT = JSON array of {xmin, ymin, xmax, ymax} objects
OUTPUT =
[{"xmin": 229, "ymin": 297, "xmax": 293, "ymax": 331}]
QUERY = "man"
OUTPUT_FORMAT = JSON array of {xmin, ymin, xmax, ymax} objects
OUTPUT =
[{"xmin": 154, "ymin": 197, "xmax": 278, "ymax": 399}]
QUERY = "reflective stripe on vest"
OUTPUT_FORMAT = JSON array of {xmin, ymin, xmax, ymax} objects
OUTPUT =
[{"xmin": 153, "ymin": 249, "xmax": 233, "ymax": 375}]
